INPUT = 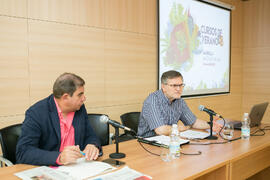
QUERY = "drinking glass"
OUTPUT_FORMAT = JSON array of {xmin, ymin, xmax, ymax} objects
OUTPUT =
[
  {"xmin": 160, "ymin": 147, "xmax": 172, "ymax": 162},
  {"xmin": 222, "ymin": 122, "xmax": 234, "ymax": 140}
]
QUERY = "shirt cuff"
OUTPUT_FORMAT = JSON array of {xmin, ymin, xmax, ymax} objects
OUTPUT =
[{"xmin": 56, "ymin": 154, "xmax": 63, "ymax": 165}]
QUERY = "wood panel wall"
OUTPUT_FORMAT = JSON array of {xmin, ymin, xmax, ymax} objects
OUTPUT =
[
  {"xmin": 0, "ymin": 0, "xmax": 246, "ymax": 130},
  {"xmin": 243, "ymin": 0, "xmax": 270, "ymax": 123}
]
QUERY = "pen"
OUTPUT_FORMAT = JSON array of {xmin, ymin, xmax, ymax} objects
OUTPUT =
[{"xmin": 80, "ymin": 151, "xmax": 85, "ymax": 156}]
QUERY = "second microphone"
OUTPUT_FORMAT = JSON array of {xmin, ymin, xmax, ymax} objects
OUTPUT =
[{"xmin": 100, "ymin": 115, "xmax": 135, "ymax": 133}]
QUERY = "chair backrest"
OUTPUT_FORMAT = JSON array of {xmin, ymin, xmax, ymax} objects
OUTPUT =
[
  {"xmin": 0, "ymin": 124, "xmax": 22, "ymax": 164},
  {"xmin": 120, "ymin": 112, "xmax": 140, "ymax": 135},
  {"xmin": 87, "ymin": 114, "xmax": 110, "ymax": 146}
]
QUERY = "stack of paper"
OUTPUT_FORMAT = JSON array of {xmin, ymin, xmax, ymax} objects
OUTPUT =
[
  {"xmin": 15, "ymin": 166, "xmax": 72, "ymax": 180},
  {"xmin": 180, "ymin": 130, "xmax": 210, "ymax": 139},
  {"xmin": 56, "ymin": 160, "xmax": 116, "ymax": 179},
  {"xmin": 15, "ymin": 161, "xmax": 150, "ymax": 180}
]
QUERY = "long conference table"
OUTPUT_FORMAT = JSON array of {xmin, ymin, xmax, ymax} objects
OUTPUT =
[{"xmin": 1, "ymin": 127, "xmax": 270, "ymax": 180}]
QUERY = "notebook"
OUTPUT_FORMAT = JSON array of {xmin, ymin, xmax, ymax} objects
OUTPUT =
[{"xmin": 230, "ymin": 102, "xmax": 269, "ymax": 129}]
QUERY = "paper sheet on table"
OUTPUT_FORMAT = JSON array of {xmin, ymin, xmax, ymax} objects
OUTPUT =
[
  {"xmin": 145, "ymin": 135, "xmax": 189, "ymax": 146},
  {"xmin": 15, "ymin": 166, "xmax": 72, "ymax": 180},
  {"xmin": 179, "ymin": 130, "xmax": 211, "ymax": 139},
  {"xmin": 57, "ymin": 159, "xmax": 116, "ymax": 179},
  {"xmin": 89, "ymin": 166, "xmax": 152, "ymax": 180}
]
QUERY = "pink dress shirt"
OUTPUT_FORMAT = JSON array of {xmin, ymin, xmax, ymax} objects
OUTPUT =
[{"xmin": 54, "ymin": 97, "xmax": 75, "ymax": 165}]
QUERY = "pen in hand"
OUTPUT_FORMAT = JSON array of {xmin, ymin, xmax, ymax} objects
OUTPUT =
[
  {"xmin": 80, "ymin": 151, "xmax": 85, "ymax": 156},
  {"xmin": 76, "ymin": 151, "xmax": 86, "ymax": 163}
]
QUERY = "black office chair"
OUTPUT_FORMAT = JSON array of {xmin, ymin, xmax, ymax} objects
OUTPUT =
[
  {"xmin": 0, "ymin": 123, "xmax": 22, "ymax": 167},
  {"xmin": 118, "ymin": 112, "xmax": 140, "ymax": 142},
  {"xmin": 120, "ymin": 112, "xmax": 140, "ymax": 135},
  {"xmin": 87, "ymin": 114, "xmax": 110, "ymax": 146}
]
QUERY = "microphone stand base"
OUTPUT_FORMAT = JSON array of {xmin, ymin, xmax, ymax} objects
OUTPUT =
[
  {"xmin": 103, "ymin": 158, "xmax": 125, "ymax": 167},
  {"xmin": 109, "ymin": 152, "xmax": 126, "ymax": 159},
  {"xmin": 205, "ymin": 135, "xmax": 218, "ymax": 140}
]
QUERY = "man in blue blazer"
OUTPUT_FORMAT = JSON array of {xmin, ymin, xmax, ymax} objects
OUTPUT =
[{"xmin": 16, "ymin": 73, "xmax": 102, "ymax": 166}]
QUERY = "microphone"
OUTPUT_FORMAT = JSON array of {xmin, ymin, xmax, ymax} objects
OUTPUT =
[
  {"xmin": 198, "ymin": 105, "xmax": 222, "ymax": 118},
  {"xmin": 100, "ymin": 115, "xmax": 134, "ymax": 133}
]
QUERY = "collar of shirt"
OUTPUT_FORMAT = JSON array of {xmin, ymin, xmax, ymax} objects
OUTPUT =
[
  {"xmin": 158, "ymin": 89, "xmax": 174, "ymax": 105},
  {"xmin": 54, "ymin": 97, "xmax": 75, "ymax": 120}
]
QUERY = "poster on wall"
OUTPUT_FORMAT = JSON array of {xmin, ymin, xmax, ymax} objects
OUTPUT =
[{"xmin": 159, "ymin": 0, "xmax": 231, "ymax": 97}]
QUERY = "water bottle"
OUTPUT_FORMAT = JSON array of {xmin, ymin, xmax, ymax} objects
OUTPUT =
[
  {"xmin": 241, "ymin": 113, "xmax": 250, "ymax": 140},
  {"xmin": 169, "ymin": 124, "xmax": 181, "ymax": 159}
]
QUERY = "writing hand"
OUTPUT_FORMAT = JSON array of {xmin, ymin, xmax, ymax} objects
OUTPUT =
[{"xmin": 59, "ymin": 145, "xmax": 81, "ymax": 165}]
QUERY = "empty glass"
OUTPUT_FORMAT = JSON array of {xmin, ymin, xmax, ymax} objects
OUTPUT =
[
  {"xmin": 160, "ymin": 148, "xmax": 172, "ymax": 162},
  {"xmin": 222, "ymin": 122, "xmax": 234, "ymax": 140}
]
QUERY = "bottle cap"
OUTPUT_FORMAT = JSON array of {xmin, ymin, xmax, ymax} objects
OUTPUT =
[
  {"xmin": 244, "ymin": 112, "xmax": 249, "ymax": 117},
  {"xmin": 171, "ymin": 124, "xmax": 178, "ymax": 135}
]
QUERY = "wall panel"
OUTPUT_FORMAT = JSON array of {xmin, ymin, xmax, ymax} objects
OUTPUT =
[
  {"xmin": 0, "ymin": 0, "xmax": 27, "ymax": 18},
  {"xmin": 0, "ymin": 115, "xmax": 25, "ymax": 129},
  {"xmin": 231, "ymin": 0, "xmax": 244, "ymax": 48},
  {"xmin": 243, "ymin": 47, "xmax": 270, "ymax": 122},
  {"xmin": 28, "ymin": 20, "xmax": 105, "ymax": 108},
  {"xmin": 0, "ymin": 16, "xmax": 29, "ymax": 116},
  {"xmin": 28, "ymin": 0, "xmax": 105, "ymax": 28},
  {"xmin": 105, "ymin": 30, "xmax": 157, "ymax": 106},
  {"xmin": 142, "ymin": 0, "xmax": 157, "ymax": 35},
  {"xmin": 243, "ymin": 0, "xmax": 270, "ymax": 123},
  {"xmin": 243, "ymin": 0, "xmax": 270, "ymax": 48},
  {"xmin": 105, "ymin": 0, "xmax": 157, "ymax": 35}
]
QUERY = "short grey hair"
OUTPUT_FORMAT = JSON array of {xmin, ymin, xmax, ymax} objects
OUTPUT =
[
  {"xmin": 161, "ymin": 70, "xmax": 183, "ymax": 84},
  {"xmin": 53, "ymin": 73, "xmax": 85, "ymax": 98}
]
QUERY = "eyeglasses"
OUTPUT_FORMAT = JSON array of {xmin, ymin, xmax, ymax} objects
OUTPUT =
[{"xmin": 166, "ymin": 83, "xmax": 185, "ymax": 88}]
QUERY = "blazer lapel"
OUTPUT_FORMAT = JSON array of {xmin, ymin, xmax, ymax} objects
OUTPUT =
[
  {"xmin": 48, "ymin": 95, "xmax": 61, "ymax": 143},
  {"xmin": 73, "ymin": 112, "xmax": 81, "ymax": 145},
  {"xmin": 50, "ymin": 111, "xmax": 61, "ymax": 142}
]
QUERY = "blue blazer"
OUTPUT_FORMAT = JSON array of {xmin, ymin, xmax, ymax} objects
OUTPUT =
[{"xmin": 16, "ymin": 94, "xmax": 101, "ymax": 166}]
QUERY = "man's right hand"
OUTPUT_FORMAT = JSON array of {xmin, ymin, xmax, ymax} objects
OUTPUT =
[
  {"xmin": 59, "ymin": 145, "xmax": 82, "ymax": 165},
  {"xmin": 177, "ymin": 120, "xmax": 190, "ymax": 132}
]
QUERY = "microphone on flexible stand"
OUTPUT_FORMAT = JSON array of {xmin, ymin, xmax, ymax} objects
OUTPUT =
[
  {"xmin": 198, "ymin": 105, "xmax": 223, "ymax": 118},
  {"xmin": 198, "ymin": 105, "xmax": 221, "ymax": 140},
  {"xmin": 100, "ymin": 115, "xmax": 136, "ymax": 134},
  {"xmin": 100, "ymin": 115, "xmax": 126, "ymax": 159}
]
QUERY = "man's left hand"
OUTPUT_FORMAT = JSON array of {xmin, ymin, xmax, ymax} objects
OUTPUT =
[{"xmin": 83, "ymin": 144, "xmax": 99, "ymax": 161}]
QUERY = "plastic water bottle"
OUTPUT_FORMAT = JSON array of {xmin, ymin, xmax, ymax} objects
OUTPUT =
[
  {"xmin": 241, "ymin": 113, "xmax": 250, "ymax": 140},
  {"xmin": 169, "ymin": 124, "xmax": 181, "ymax": 159}
]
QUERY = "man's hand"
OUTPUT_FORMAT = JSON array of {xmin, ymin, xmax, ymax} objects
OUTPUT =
[
  {"xmin": 178, "ymin": 125, "xmax": 190, "ymax": 132},
  {"xmin": 177, "ymin": 120, "xmax": 190, "ymax": 132},
  {"xmin": 59, "ymin": 145, "xmax": 82, "ymax": 165},
  {"xmin": 83, "ymin": 144, "xmax": 99, "ymax": 161}
]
